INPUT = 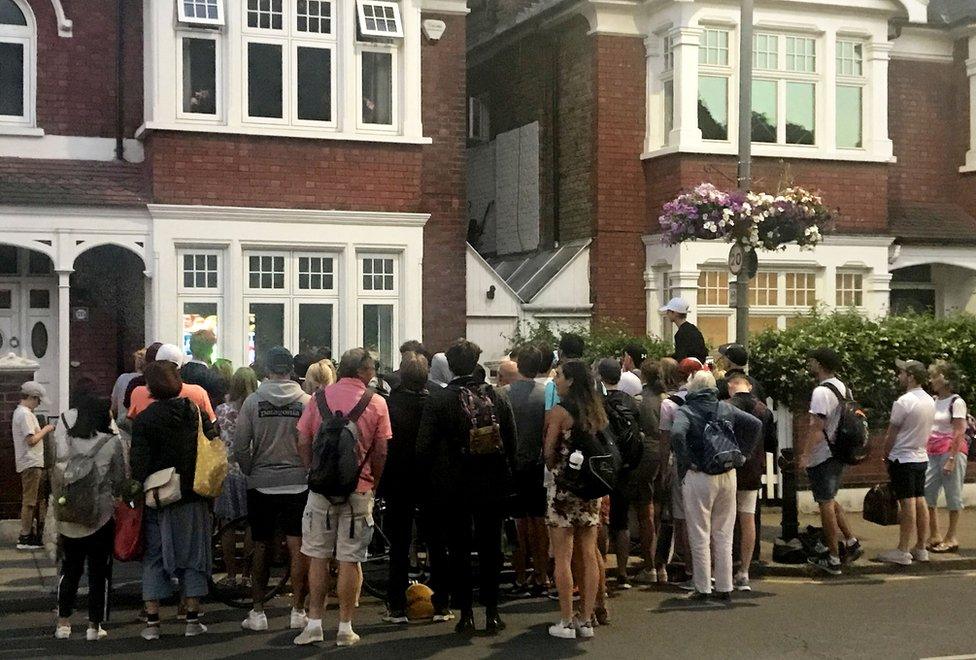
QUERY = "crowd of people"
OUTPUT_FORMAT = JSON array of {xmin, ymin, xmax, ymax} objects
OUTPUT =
[{"xmin": 7, "ymin": 296, "xmax": 971, "ymax": 645}]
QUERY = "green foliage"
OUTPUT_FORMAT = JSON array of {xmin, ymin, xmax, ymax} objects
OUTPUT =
[
  {"xmin": 507, "ymin": 319, "xmax": 672, "ymax": 365},
  {"xmin": 749, "ymin": 310, "xmax": 976, "ymax": 425}
]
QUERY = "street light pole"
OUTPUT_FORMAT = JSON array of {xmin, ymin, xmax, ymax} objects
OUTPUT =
[{"xmin": 734, "ymin": 0, "xmax": 753, "ymax": 347}]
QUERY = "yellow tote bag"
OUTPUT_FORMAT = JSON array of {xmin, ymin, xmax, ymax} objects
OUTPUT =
[{"xmin": 193, "ymin": 408, "xmax": 228, "ymax": 498}]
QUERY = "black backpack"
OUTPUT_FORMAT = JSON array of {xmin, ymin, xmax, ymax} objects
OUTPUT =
[
  {"xmin": 556, "ymin": 425, "xmax": 622, "ymax": 500},
  {"xmin": 603, "ymin": 393, "xmax": 644, "ymax": 470},
  {"xmin": 308, "ymin": 388, "xmax": 376, "ymax": 504},
  {"xmin": 821, "ymin": 382, "xmax": 869, "ymax": 465}
]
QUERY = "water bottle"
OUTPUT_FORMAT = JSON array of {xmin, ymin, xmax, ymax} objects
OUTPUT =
[{"xmin": 568, "ymin": 450, "xmax": 584, "ymax": 471}]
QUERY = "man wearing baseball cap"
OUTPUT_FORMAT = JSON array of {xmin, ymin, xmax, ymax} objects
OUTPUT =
[
  {"xmin": 126, "ymin": 343, "xmax": 216, "ymax": 422},
  {"xmin": 878, "ymin": 359, "xmax": 936, "ymax": 566},
  {"xmin": 660, "ymin": 297, "xmax": 707, "ymax": 363},
  {"xmin": 715, "ymin": 343, "xmax": 765, "ymax": 402},
  {"xmin": 12, "ymin": 381, "xmax": 55, "ymax": 550}
]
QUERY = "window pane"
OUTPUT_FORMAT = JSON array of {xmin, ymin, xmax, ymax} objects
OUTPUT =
[
  {"xmin": 248, "ymin": 303, "xmax": 285, "ymax": 365},
  {"xmin": 0, "ymin": 245, "xmax": 16, "ymax": 273},
  {"xmin": 362, "ymin": 51, "xmax": 393, "ymax": 125},
  {"xmin": 363, "ymin": 304, "xmax": 394, "ymax": 372},
  {"xmin": 698, "ymin": 76, "xmax": 728, "ymax": 140},
  {"xmin": 0, "ymin": 42, "xmax": 24, "ymax": 117},
  {"xmin": 748, "ymin": 315, "xmax": 778, "ymax": 336},
  {"xmin": 28, "ymin": 251, "xmax": 52, "ymax": 274},
  {"xmin": 248, "ymin": 42, "xmax": 283, "ymax": 118},
  {"xmin": 29, "ymin": 289, "xmax": 49, "ymax": 309},
  {"xmin": 183, "ymin": 302, "xmax": 219, "ymax": 356},
  {"xmin": 836, "ymin": 85, "xmax": 862, "ymax": 149},
  {"xmin": 663, "ymin": 80, "xmax": 674, "ymax": 141},
  {"xmin": 182, "ymin": 39, "xmax": 217, "ymax": 115},
  {"xmin": 697, "ymin": 315, "xmax": 728, "ymax": 348},
  {"xmin": 785, "ymin": 82, "xmax": 815, "ymax": 145},
  {"xmin": 0, "ymin": 0, "xmax": 27, "ymax": 25},
  {"xmin": 751, "ymin": 79, "xmax": 777, "ymax": 143},
  {"xmin": 298, "ymin": 303, "xmax": 333, "ymax": 357},
  {"xmin": 753, "ymin": 34, "xmax": 778, "ymax": 70},
  {"xmin": 297, "ymin": 47, "xmax": 332, "ymax": 122}
]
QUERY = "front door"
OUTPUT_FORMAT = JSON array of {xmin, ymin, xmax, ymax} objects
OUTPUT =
[{"xmin": 0, "ymin": 280, "xmax": 58, "ymax": 416}]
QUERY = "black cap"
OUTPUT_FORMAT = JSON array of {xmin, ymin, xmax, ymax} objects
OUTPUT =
[
  {"xmin": 718, "ymin": 343, "xmax": 749, "ymax": 367},
  {"xmin": 807, "ymin": 347, "xmax": 842, "ymax": 373}
]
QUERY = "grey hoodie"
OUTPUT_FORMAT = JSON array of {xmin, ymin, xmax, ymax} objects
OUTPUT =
[{"xmin": 234, "ymin": 379, "xmax": 311, "ymax": 490}]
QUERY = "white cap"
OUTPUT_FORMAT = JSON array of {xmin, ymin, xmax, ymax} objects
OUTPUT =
[
  {"xmin": 154, "ymin": 343, "xmax": 185, "ymax": 367},
  {"xmin": 20, "ymin": 380, "xmax": 47, "ymax": 402},
  {"xmin": 659, "ymin": 297, "xmax": 690, "ymax": 315},
  {"xmin": 618, "ymin": 371, "xmax": 643, "ymax": 397}
]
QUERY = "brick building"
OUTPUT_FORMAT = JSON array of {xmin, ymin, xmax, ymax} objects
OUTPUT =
[
  {"xmin": 464, "ymin": 0, "xmax": 976, "ymax": 358},
  {"xmin": 0, "ymin": 0, "xmax": 469, "ymax": 510}
]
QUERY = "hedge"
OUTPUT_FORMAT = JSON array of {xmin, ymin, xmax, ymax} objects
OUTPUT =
[
  {"xmin": 507, "ymin": 319, "xmax": 672, "ymax": 365},
  {"xmin": 749, "ymin": 311, "xmax": 976, "ymax": 425}
]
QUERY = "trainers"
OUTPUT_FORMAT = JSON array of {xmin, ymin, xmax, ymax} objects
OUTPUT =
[
  {"xmin": 877, "ymin": 549, "xmax": 913, "ymax": 566},
  {"xmin": 733, "ymin": 574, "xmax": 751, "ymax": 592},
  {"xmin": 808, "ymin": 554, "xmax": 842, "ymax": 575},
  {"xmin": 615, "ymin": 576, "xmax": 632, "ymax": 590},
  {"xmin": 290, "ymin": 609, "xmax": 309, "ymax": 629},
  {"xmin": 683, "ymin": 591, "xmax": 713, "ymax": 607},
  {"xmin": 141, "ymin": 625, "xmax": 160, "ymax": 641},
  {"xmin": 86, "ymin": 625, "xmax": 107, "ymax": 641},
  {"xmin": 336, "ymin": 630, "xmax": 360, "ymax": 647},
  {"xmin": 677, "ymin": 579, "xmax": 696, "ymax": 591},
  {"xmin": 842, "ymin": 540, "xmax": 864, "ymax": 564},
  {"xmin": 548, "ymin": 621, "xmax": 577, "ymax": 639},
  {"xmin": 432, "ymin": 608, "xmax": 455, "ymax": 622},
  {"xmin": 574, "ymin": 618, "xmax": 595, "ymax": 639},
  {"xmin": 184, "ymin": 622, "xmax": 207, "ymax": 637},
  {"xmin": 241, "ymin": 610, "xmax": 269, "ymax": 631},
  {"xmin": 54, "ymin": 625, "xmax": 71, "ymax": 640},
  {"xmin": 635, "ymin": 568, "xmax": 657, "ymax": 585},
  {"xmin": 506, "ymin": 582, "xmax": 530, "ymax": 598},
  {"xmin": 712, "ymin": 591, "xmax": 732, "ymax": 606},
  {"xmin": 383, "ymin": 609, "xmax": 409, "ymax": 624},
  {"xmin": 656, "ymin": 568, "xmax": 669, "ymax": 584},
  {"xmin": 911, "ymin": 547, "xmax": 930, "ymax": 563},
  {"xmin": 294, "ymin": 623, "xmax": 324, "ymax": 646}
]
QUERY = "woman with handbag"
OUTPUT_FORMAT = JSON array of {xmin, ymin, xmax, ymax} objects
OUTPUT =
[
  {"xmin": 543, "ymin": 359, "xmax": 607, "ymax": 641},
  {"xmin": 131, "ymin": 360, "xmax": 218, "ymax": 640},
  {"xmin": 52, "ymin": 395, "xmax": 124, "ymax": 641},
  {"xmin": 925, "ymin": 360, "xmax": 969, "ymax": 554}
]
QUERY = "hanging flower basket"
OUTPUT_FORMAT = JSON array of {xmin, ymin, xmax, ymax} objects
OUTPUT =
[{"xmin": 659, "ymin": 183, "xmax": 834, "ymax": 251}]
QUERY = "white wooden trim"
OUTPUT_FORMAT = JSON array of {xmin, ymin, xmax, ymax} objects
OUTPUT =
[{"xmin": 147, "ymin": 205, "xmax": 431, "ymax": 227}]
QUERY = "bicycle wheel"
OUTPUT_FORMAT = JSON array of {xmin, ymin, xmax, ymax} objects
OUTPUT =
[
  {"xmin": 209, "ymin": 516, "xmax": 292, "ymax": 609},
  {"xmin": 361, "ymin": 501, "xmax": 391, "ymax": 600}
]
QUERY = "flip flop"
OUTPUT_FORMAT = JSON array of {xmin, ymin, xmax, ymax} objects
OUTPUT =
[
  {"xmin": 925, "ymin": 541, "xmax": 942, "ymax": 551},
  {"xmin": 930, "ymin": 542, "xmax": 959, "ymax": 553}
]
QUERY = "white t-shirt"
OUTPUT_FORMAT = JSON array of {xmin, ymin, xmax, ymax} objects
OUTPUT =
[
  {"xmin": 12, "ymin": 404, "xmax": 43, "ymax": 473},
  {"xmin": 807, "ymin": 378, "xmax": 847, "ymax": 468},
  {"xmin": 932, "ymin": 395, "xmax": 967, "ymax": 436},
  {"xmin": 618, "ymin": 371, "xmax": 643, "ymax": 397},
  {"xmin": 888, "ymin": 388, "xmax": 935, "ymax": 463},
  {"xmin": 659, "ymin": 389, "xmax": 687, "ymax": 433}
]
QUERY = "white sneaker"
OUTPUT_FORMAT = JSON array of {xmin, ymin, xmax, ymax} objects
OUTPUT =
[
  {"xmin": 141, "ymin": 625, "xmax": 160, "ymax": 641},
  {"xmin": 185, "ymin": 622, "xmax": 207, "ymax": 637},
  {"xmin": 677, "ymin": 579, "xmax": 696, "ymax": 591},
  {"xmin": 877, "ymin": 549, "xmax": 913, "ymax": 566},
  {"xmin": 86, "ymin": 625, "xmax": 107, "ymax": 641},
  {"xmin": 290, "ymin": 609, "xmax": 309, "ymax": 629},
  {"xmin": 54, "ymin": 625, "xmax": 71, "ymax": 640},
  {"xmin": 294, "ymin": 624, "xmax": 324, "ymax": 646},
  {"xmin": 573, "ymin": 618, "xmax": 594, "ymax": 639},
  {"xmin": 911, "ymin": 547, "xmax": 930, "ymax": 562},
  {"xmin": 337, "ymin": 630, "xmax": 361, "ymax": 647},
  {"xmin": 635, "ymin": 568, "xmax": 657, "ymax": 584},
  {"xmin": 733, "ymin": 574, "xmax": 752, "ymax": 592},
  {"xmin": 656, "ymin": 568, "xmax": 669, "ymax": 584},
  {"xmin": 548, "ymin": 621, "xmax": 577, "ymax": 639},
  {"xmin": 242, "ymin": 610, "xmax": 268, "ymax": 631}
]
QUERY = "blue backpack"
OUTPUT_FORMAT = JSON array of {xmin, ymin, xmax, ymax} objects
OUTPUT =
[{"xmin": 686, "ymin": 404, "xmax": 745, "ymax": 475}]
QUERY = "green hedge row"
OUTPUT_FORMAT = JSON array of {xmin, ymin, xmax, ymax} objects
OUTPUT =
[{"xmin": 507, "ymin": 319, "xmax": 672, "ymax": 366}]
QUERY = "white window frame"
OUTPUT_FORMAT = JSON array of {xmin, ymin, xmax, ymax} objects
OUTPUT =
[
  {"xmin": 244, "ymin": 0, "xmax": 285, "ymax": 33},
  {"xmin": 835, "ymin": 270, "xmax": 865, "ymax": 308},
  {"xmin": 358, "ymin": 253, "xmax": 398, "ymax": 295},
  {"xmin": 358, "ymin": 300, "xmax": 398, "ymax": 369},
  {"xmin": 357, "ymin": 43, "xmax": 399, "ymax": 131},
  {"xmin": 356, "ymin": 0, "xmax": 404, "ymax": 40},
  {"xmin": 697, "ymin": 26, "xmax": 732, "ymax": 143},
  {"xmin": 468, "ymin": 95, "xmax": 489, "ymax": 142},
  {"xmin": 242, "ymin": 36, "xmax": 288, "ymax": 125},
  {"xmin": 177, "ymin": 0, "xmax": 225, "ymax": 27},
  {"xmin": 176, "ymin": 31, "xmax": 222, "ymax": 122},
  {"xmin": 296, "ymin": 0, "xmax": 335, "ymax": 36},
  {"xmin": 294, "ymin": 251, "xmax": 339, "ymax": 295},
  {"xmin": 245, "ymin": 250, "xmax": 290, "ymax": 293},
  {"xmin": 750, "ymin": 31, "xmax": 819, "ymax": 147},
  {"xmin": 835, "ymin": 39, "xmax": 866, "ymax": 151},
  {"xmin": 0, "ymin": 0, "xmax": 35, "ymax": 129},
  {"xmin": 291, "ymin": 40, "xmax": 338, "ymax": 127},
  {"xmin": 179, "ymin": 297, "xmax": 224, "ymax": 358},
  {"xmin": 178, "ymin": 249, "xmax": 222, "ymax": 293}
]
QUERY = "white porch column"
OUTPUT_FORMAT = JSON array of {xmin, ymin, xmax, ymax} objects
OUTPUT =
[
  {"xmin": 56, "ymin": 270, "xmax": 70, "ymax": 414},
  {"xmin": 964, "ymin": 35, "xmax": 976, "ymax": 172},
  {"xmin": 225, "ymin": 240, "xmax": 244, "ymax": 368},
  {"xmin": 670, "ymin": 27, "xmax": 703, "ymax": 146},
  {"xmin": 864, "ymin": 41, "xmax": 894, "ymax": 161},
  {"xmin": 870, "ymin": 272, "xmax": 893, "ymax": 316}
]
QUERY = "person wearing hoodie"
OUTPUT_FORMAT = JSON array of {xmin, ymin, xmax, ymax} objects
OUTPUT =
[
  {"xmin": 670, "ymin": 371, "xmax": 761, "ymax": 606},
  {"xmin": 234, "ymin": 346, "xmax": 311, "ymax": 634},
  {"xmin": 131, "ymin": 361, "xmax": 218, "ymax": 640}
]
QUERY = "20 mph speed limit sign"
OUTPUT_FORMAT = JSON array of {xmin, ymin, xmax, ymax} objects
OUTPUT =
[{"xmin": 728, "ymin": 244, "xmax": 758, "ymax": 279}]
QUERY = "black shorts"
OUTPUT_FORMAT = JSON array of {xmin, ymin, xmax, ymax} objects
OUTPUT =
[
  {"xmin": 512, "ymin": 464, "xmax": 547, "ymax": 519},
  {"xmin": 246, "ymin": 489, "xmax": 307, "ymax": 543},
  {"xmin": 887, "ymin": 460, "xmax": 926, "ymax": 500},
  {"xmin": 609, "ymin": 491, "xmax": 632, "ymax": 532}
]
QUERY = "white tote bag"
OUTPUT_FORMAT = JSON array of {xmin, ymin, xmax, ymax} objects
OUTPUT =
[{"xmin": 143, "ymin": 467, "xmax": 182, "ymax": 509}]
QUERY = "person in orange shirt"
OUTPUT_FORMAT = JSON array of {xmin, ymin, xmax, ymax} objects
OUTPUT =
[{"xmin": 127, "ymin": 344, "xmax": 216, "ymax": 423}]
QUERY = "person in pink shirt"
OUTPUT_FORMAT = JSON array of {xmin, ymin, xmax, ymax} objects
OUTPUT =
[{"xmin": 293, "ymin": 348, "xmax": 391, "ymax": 648}]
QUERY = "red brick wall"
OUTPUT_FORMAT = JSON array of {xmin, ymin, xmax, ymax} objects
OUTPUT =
[
  {"xmin": 31, "ymin": 0, "xmax": 143, "ymax": 138},
  {"xmin": 590, "ymin": 34, "xmax": 647, "ymax": 332},
  {"xmin": 0, "ymin": 369, "xmax": 37, "ymax": 518},
  {"xmin": 420, "ymin": 12, "xmax": 467, "ymax": 351}
]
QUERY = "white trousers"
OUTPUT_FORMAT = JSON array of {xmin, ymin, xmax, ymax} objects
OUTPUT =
[{"xmin": 682, "ymin": 469, "xmax": 737, "ymax": 594}]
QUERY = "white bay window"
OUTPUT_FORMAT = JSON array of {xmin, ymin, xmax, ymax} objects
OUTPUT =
[{"xmin": 0, "ymin": 0, "xmax": 34, "ymax": 130}]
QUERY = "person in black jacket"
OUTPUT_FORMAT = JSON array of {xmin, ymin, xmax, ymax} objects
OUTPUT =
[
  {"xmin": 715, "ymin": 343, "xmax": 766, "ymax": 402},
  {"xmin": 660, "ymin": 297, "xmax": 707, "ymax": 362},
  {"xmin": 180, "ymin": 330, "xmax": 225, "ymax": 411},
  {"xmin": 726, "ymin": 371, "xmax": 777, "ymax": 591},
  {"xmin": 379, "ymin": 352, "xmax": 431, "ymax": 623},
  {"xmin": 416, "ymin": 339, "xmax": 517, "ymax": 635},
  {"xmin": 131, "ymin": 360, "xmax": 218, "ymax": 640}
]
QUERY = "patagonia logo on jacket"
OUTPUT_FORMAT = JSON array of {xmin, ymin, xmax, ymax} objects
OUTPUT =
[{"xmin": 257, "ymin": 401, "xmax": 304, "ymax": 419}]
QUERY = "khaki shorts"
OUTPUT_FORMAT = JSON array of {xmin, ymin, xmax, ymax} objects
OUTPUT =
[
  {"xmin": 736, "ymin": 489, "xmax": 759, "ymax": 514},
  {"xmin": 301, "ymin": 491, "xmax": 375, "ymax": 563},
  {"xmin": 21, "ymin": 468, "xmax": 48, "ymax": 506}
]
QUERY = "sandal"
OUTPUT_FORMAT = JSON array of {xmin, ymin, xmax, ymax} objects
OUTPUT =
[{"xmin": 930, "ymin": 542, "xmax": 959, "ymax": 553}]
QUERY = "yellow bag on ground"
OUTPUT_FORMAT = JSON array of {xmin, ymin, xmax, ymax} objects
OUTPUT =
[{"xmin": 192, "ymin": 407, "xmax": 227, "ymax": 498}]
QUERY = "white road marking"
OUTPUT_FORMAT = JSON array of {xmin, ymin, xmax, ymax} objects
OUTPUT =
[{"xmin": 920, "ymin": 654, "xmax": 976, "ymax": 660}]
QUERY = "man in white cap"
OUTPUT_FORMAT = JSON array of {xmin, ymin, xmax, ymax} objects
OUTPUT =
[
  {"xmin": 126, "ymin": 343, "xmax": 216, "ymax": 422},
  {"xmin": 659, "ymin": 297, "xmax": 707, "ymax": 363},
  {"xmin": 13, "ymin": 381, "xmax": 55, "ymax": 550}
]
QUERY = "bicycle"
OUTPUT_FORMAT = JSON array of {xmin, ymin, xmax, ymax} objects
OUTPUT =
[
  {"xmin": 209, "ymin": 515, "xmax": 292, "ymax": 609},
  {"xmin": 361, "ymin": 498, "xmax": 431, "ymax": 601}
]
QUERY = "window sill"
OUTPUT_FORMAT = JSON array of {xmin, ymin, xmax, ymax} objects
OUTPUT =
[
  {"xmin": 0, "ymin": 125, "xmax": 45, "ymax": 137},
  {"xmin": 641, "ymin": 142, "xmax": 896, "ymax": 164},
  {"xmin": 138, "ymin": 121, "xmax": 432, "ymax": 145}
]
